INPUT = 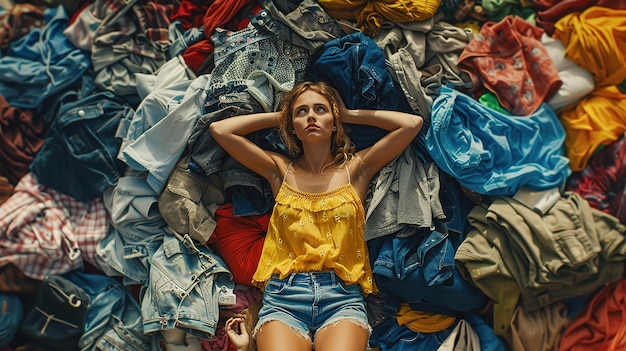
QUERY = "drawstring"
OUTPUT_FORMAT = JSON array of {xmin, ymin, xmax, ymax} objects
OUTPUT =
[{"xmin": 38, "ymin": 22, "xmax": 57, "ymax": 90}]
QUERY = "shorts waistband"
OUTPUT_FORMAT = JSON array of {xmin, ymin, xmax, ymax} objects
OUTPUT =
[{"xmin": 271, "ymin": 271, "xmax": 339, "ymax": 286}]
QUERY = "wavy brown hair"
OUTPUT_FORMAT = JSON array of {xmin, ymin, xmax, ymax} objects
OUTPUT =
[{"xmin": 278, "ymin": 81, "xmax": 355, "ymax": 167}]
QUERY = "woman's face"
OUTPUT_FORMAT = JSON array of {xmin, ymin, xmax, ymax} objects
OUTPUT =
[{"xmin": 291, "ymin": 89, "xmax": 336, "ymax": 143}]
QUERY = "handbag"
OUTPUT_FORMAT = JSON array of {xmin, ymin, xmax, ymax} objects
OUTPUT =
[{"xmin": 17, "ymin": 274, "xmax": 90, "ymax": 351}]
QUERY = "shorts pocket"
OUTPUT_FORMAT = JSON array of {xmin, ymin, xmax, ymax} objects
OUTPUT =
[
  {"xmin": 264, "ymin": 278, "xmax": 287, "ymax": 295},
  {"xmin": 337, "ymin": 280, "xmax": 362, "ymax": 295}
]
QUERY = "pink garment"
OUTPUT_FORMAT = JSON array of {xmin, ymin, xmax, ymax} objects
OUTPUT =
[
  {"xmin": 0, "ymin": 173, "xmax": 108, "ymax": 279},
  {"xmin": 200, "ymin": 326, "xmax": 230, "ymax": 351},
  {"xmin": 458, "ymin": 15, "xmax": 562, "ymax": 116},
  {"xmin": 229, "ymin": 287, "xmax": 263, "ymax": 313}
]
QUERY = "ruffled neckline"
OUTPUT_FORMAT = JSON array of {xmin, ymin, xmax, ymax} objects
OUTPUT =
[{"xmin": 275, "ymin": 181, "xmax": 362, "ymax": 212}]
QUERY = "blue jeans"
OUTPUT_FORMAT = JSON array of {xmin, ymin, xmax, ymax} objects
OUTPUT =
[
  {"xmin": 371, "ymin": 229, "xmax": 488, "ymax": 315},
  {"xmin": 29, "ymin": 90, "xmax": 135, "ymax": 201},
  {"xmin": 188, "ymin": 90, "xmax": 275, "ymax": 216},
  {"xmin": 96, "ymin": 172, "xmax": 166, "ymax": 285},
  {"xmin": 64, "ymin": 270, "xmax": 150, "ymax": 351},
  {"xmin": 0, "ymin": 293, "xmax": 22, "ymax": 347},
  {"xmin": 0, "ymin": 5, "xmax": 90, "ymax": 109},
  {"xmin": 255, "ymin": 0, "xmax": 347, "ymax": 51},
  {"xmin": 220, "ymin": 155, "xmax": 274, "ymax": 216},
  {"xmin": 308, "ymin": 31, "xmax": 413, "ymax": 150},
  {"xmin": 254, "ymin": 272, "xmax": 370, "ymax": 342},
  {"xmin": 370, "ymin": 318, "xmax": 452, "ymax": 351}
]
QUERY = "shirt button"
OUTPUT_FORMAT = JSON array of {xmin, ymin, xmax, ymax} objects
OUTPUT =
[{"xmin": 78, "ymin": 110, "xmax": 85, "ymax": 117}]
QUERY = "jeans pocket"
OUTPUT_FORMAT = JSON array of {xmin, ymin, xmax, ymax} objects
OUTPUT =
[
  {"xmin": 264, "ymin": 278, "xmax": 287, "ymax": 295},
  {"xmin": 336, "ymin": 280, "xmax": 361, "ymax": 295}
]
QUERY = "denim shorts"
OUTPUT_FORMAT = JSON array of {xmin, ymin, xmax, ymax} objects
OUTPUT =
[{"xmin": 254, "ymin": 272, "xmax": 371, "ymax": 341}]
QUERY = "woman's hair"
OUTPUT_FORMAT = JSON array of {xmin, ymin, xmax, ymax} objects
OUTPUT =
[{"xmin": 278, "ymin": 81, "xmax": 355, "ymax": 167}]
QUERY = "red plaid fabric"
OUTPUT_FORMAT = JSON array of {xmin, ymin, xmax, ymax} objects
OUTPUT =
[{"xmin": 0, "ymin": 173, "xmax": 109, "ymax": 280}]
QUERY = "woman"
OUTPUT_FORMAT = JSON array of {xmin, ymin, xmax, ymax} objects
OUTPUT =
[{"xmin": 210, "ymin": 81, "xmax": 423, "ymax": 351}]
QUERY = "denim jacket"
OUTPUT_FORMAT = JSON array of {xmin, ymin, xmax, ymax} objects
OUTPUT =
[
  {"xmin": 142, "ymin": 233, "xmax": 234, "ymax": 340},
  {"xmin": 371, "ymin": 226, "xmax": 489, "ymax": 315}
]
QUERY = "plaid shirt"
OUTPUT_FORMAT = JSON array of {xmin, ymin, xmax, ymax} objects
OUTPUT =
[{"xmin": 0, "ymin": 173, "xmax": 108, "ymax": 280}]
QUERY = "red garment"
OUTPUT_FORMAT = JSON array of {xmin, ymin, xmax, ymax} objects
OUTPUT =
[
  {"xmin": 536, "ymin": 0, "xmax": 626, "ymax": 36},
  {"xmin": 178, "ymin": 0, "xmax": 259, "ymax": 73},
  {"xmin": 0, "ymin": 95, "xmax": 47, "ymax": 185},
  {"xmin": 210, "ymin": 203, "xmax": 267, "ymax": 286},
  {"xmin": 0, "ymin": 173, "xmax": 108, "ymax": 280},
  {"xmin": 566, "ymin": 133, "xmax": 626, "ymax": 224},
  {"xmin": 558, "ymin": 281, "xmax": 626, "ymax": 351},
  {"xmin": 170, "ymin": 0, "xmax": 209, "ymax": 31},
  {"xmin": 457, "ymin": 15, "xmax": 562, "ymax": 116},
  {"xmin": 200, "ymin": 326, "xmax": 230, "ymax": 351}
]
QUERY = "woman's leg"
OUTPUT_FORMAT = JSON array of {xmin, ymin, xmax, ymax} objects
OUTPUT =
[
  {"xmin": 314, "ymin": 319, "xmax": 369, "ymax": 351},
  {"xmin": 255, "ymin": 320, "xmax": 312, "ymax": 351}
]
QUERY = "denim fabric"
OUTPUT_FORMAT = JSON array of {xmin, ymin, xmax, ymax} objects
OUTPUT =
[
  {"xmin": 369, "ymin": 317, "xmax": 452, "ymax": 351},
  {"xmin": 95, "ymin": 286, "xmax": 149, "ymax": 351},
  {"xmin": 203, "ymin": 81, "xmax": 253, "ymax": 114},
  {"xmin": 425, "ymin": 85, "xmax": 571, "ymax": 196},
  {"xmin": 308, "ymin": 31, "xmax": 412, "ymax": 150},
  {"xmin": 35, "ymin": 72, "xmax": 97, "ymax": 124},
  {"xmin": 121, "ymin": 83, "xmax": 188, "ymax": 156},
  {"xmin": 188, "ymin": 105, "xmax": 261, "ymax": 176},
  {"xmin": 254, "ymin": 272, "xmax": 369, "ymax": 341},
  {"xmin": 365, "ymin": 289, "xmax": 401, "ymax": 329},
  {"xmin": 188, "ymin": 87, "xmax": 277, "ymax": 216},
  {"xmin": 0, "ymin": 5, "xmax": 90, "ymax": 109},
  {"xmin": 220, "ymin": 156, "xmax": 274, "ymax": 216},
  {"xmin": 168, "ymin": 21, "xmax": 204, "ymax": 59},
  {"xmin": 438, "ymin": 171, "xmax": 476, "ymax": 235},
  {"xmin": 209, "ymin": 15, "xmax": 308, "ymax": 110},
  {"xmin": 64, "ymin": 270, "xmax": 150, "ymax": 351},
  {"xmin": 142, "ymin": 233, "xmax": 234, "ymax": 340},
  {"xmin": 461, "ymin": 312, "xmax": 507, "ymax": 351},
  {"xmin": 29, "ymin": 90, "xmax": 134, "ymax": 201},
  {"xmin": 255, "ymin": 0, "xmax": 346, "ymax": 51},
  {"xmin": 0, "ymin": 293, "xmax": 22, "ymax": 347},
  {"xmin": 96, "ymin": 172, "xmax": 165, "ymax": 285},
  {"xmin": 96, "ymin": 228, "xmax": 163, "ymax": 286},
  {"xmin": 119, "ymin": 74, "xmax": 210, "ymax": 194},
  {"xmin": 371, "ymin": 228, "xmax": 489, "ymax": 315}
]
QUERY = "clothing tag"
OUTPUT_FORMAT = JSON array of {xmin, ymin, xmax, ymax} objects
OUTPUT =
[{"xmin": 512, "ymin": 186, "xmax": 561, "ymax": 215}]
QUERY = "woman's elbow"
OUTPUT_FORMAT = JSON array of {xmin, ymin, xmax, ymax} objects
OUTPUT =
[
  {"xmin": 209, "ymin": 120, "xmax": 224, "ymax": 139},
  {"xmin": 410, "ymin": 115, "xmax": 424, "ymax": 134}
]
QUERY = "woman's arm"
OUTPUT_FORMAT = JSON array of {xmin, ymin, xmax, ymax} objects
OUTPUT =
[
  {"xmin": 345, "ymin": 109, "xmax": 423, "ymax": 181},
  {"xmin": 210, "ymin": 112, "xmax": 284, "ymax": 186}
]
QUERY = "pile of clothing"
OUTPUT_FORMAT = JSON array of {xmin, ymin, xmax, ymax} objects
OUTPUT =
[{"xmin": 1, "ymin": 0, "xmax": 626, "ymax": 350}]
